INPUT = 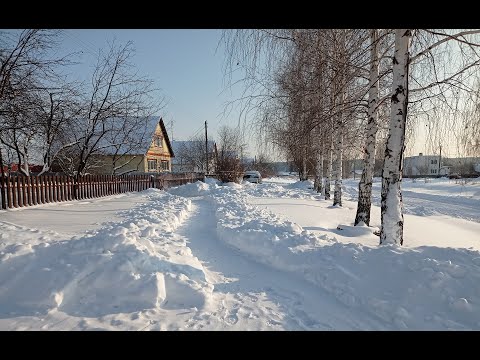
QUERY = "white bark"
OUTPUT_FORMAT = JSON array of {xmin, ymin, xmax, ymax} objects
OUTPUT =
[
  {"xmin": 333, "ymin": 122, "xmax": 343, "ymax": 206},
  {"xmin": 314, "ymin": 150, "xmax": 323, "ymax": 193},
  {"xmin": 301, "ymin": 144, "xmax": 308, "ymax": 181},
  {"xmin": 380, "ymin": 29, "xmax": 412, "ymax": 246},
  {"xmin": 355, "ymin": 29, "xmax": 379, "ymax": 226},
  {"xmin": 324, "ymin": 134, "xmax": 333, "ymax": 200}
]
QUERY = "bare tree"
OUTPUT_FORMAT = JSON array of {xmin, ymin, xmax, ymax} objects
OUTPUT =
[
  {"xmin": 35, "ymin": 88, "xmax": 83, "ymax": 175},
  {"xmin": 57, "ymin": 41, "xmax": 162, "ymax": 179},
  {"xmin": 0, "ymin": 29, "xmax": 74, "ymax": 176},
  {"xmin": 216, "ymin": 125, "xmax": 245, "ymax": 183},
  {"xmin": 174, "ymin": 135, "xmax": 215, "ymax": 173}
]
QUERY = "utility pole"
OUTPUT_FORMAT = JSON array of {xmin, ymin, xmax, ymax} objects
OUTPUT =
[{"xmin": 205, "ymin": 120, "xmax": 209, "ymax": 175}]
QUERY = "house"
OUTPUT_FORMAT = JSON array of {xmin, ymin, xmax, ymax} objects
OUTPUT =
[
  {"xmin": 403, "ymin": 153, "xmax": 444, "ymax": 177},
  {"xmin": 94, "ymin": 117, "xmax": 174, "ymax": 175}
]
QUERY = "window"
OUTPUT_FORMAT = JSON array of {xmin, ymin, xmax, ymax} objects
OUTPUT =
[
  {"xmin": 161, "ymin": 160, "xmax": 169, "ymax": 171},
  {"xmin": 431, "ymin": 169, "xmax": 437, "ymax": 174},
  {"xmin": 148, "ymin": 159, "xmax": 157, "ymax": 171},
  {"xmin": 154, "ymin": 136, "xmax": 163, "ymax": 148},
  {"xmin": 431, "ymin": 159, "xmax": 437, "ymax": 164}
]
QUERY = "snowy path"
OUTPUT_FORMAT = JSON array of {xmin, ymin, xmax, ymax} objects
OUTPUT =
[
  {"xmin": 176, "ymin": 198, "xmax": 383, "ymax": 330},
  {"xmin": 343, "ymin": 181, "xmax": 480, "ymax": 223},
  {"xmin": 401, "ymin": 190, "xmax": 480, "ymax": 223}
]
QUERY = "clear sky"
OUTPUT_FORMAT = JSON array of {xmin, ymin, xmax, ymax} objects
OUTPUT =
[{"xmin": 58, "ymin": 29, "xmax": 254, "ymax": 154}]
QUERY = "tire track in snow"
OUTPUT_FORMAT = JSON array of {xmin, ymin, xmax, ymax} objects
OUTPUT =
[{"xmin": 176, "ymin": 198, "xmax": 384, "ymax": 330}]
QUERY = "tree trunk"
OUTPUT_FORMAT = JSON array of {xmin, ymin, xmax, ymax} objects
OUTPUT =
[
  {"xmin": 38, "ymin": 162, "xmax": 50, "ymax": 176},
  {"xmin": 17, "ymin": 147, "xmax": 30, "ymax": 177},
  {"xmin": 301, "ymin": 144, "xmax": 308, "ymax": 181},
  {"xmin": 0, "ymin": 148, "xmax": 6, "ymax": 210},
  {"xmin": 324, "ymin": 134, "xmax": 333, "ymax": 200},
  {"xmin": 355, "ymin": 29, "xmax": 379, "ymax": 226},
  {"xmin": 314, "ymin": 150, "xmax": 323, "ymax": 193},
  {"xmin": 380, "ymin": 29, "xmax": 412, "ymax": 246},
  {"xmin": 333, "ymin": 123, "xmax": 343, "ymax": 206}
]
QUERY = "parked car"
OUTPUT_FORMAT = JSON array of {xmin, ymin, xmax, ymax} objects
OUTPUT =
[
  {"xmin": 449, "ymin": 173, "xmax": 461, "ymax": 179},
  {"xmin": 243, "ymin": 171, "xmax": 262, "ymax": 184}
]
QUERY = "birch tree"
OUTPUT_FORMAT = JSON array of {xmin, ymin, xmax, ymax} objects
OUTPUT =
[
  {"xmin": 380, "ymin": 28, "xmax": 480, "ymax": 245},
  {"xmin": 354, "ymin": 29, "xmax": 381, "ymax": 225},
  {"xmin": 380, "ymin": 29, "xmax": 412, "ymax": 245}
]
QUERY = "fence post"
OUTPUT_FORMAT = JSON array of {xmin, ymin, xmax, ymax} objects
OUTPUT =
[
  {"xmin": 63, "ymin": 175, "xmax": 67, "ymax": 201},
  {"xmin": 48, "ymin": 175, "xmax": 53, "ymax": 203},
  {"xmin": 11, "ymin": 176, "xmax": 17, "ymax": 208},
  {"xmin": 6, "ymin": 176, "xmax": 12, "ymax": 208},
  {"xmin": 53, "ymin": 175, "xmax": 57, "ymax": 203},
  {"xmin": 22, "ymin": 176, "xmax": 30, "ymax": 206},
  {"xmin": 0, "ymin": 176, "xmax": 5, "ymax": 210},
  {"xmin": 77, "ymin": 176, "xmax": 82, "ymax": 200},
  {"xmin": 102, "ymin": 175, "xmax": 106, "ymax": 197},
  {"xmin": 37, "ymin": 176, "xmax": 43, "ymax": 204},
  {"xmin": 31, "ymin": 176, "xmax": 37, "ymax": 205},
  {"xmin": 17, "ymin": 175, "xmax": 24, "ymax": 207}
]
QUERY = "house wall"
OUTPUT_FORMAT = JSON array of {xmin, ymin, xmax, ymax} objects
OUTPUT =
[
  {"xmin": 404, "ymin": 155, "xmax": 440, "ymax": 176},
  {"xmin": 144, "ymin": 123, "xmax": 172, "ymax": 173},
  {"xmin": 92, "ymin": 155, "xmax": 144, "ymax": 175}
]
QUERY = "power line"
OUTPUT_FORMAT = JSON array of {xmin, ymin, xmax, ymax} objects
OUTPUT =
[{"xmin": 61, "ymin": 30, "xmax": 98, "ymax": 57}]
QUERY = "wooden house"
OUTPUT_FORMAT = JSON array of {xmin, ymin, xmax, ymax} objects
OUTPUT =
[{"xmin": 94, "ymin": 117, "xmax": 174, "ymax": 175}]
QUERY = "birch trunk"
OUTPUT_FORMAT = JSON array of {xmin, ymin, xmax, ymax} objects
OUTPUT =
[
  {"xmin": 314, "ymin": 151, "xmax": 323, "ymax": 193},
  {"xmin": 333, "ymin": 123, "xmax": 343, "ymax": 206},
  {"xmin": 324, "ymin": 134, "xmax": 333, "ymax": 200},
  {"xmin": 355, "ymin": 29, "xmax": 379, "ymax": 226},
  {"xmin": 380, "ymin": 29, "xmax": 412, "ymax": 246},
  {"xmin": 301, "ymin": 145, "xmax": 308, "ymax": 181}
]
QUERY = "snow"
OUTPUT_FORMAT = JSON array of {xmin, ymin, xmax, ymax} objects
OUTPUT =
[{"xmin": 0, "ymin": 176, "xmax": 479, "ymax": 330}]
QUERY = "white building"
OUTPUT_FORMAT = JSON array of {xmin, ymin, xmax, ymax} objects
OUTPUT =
[{"xmin": 403, "ymin": 153, "xmax": 449, "ymax": 177}]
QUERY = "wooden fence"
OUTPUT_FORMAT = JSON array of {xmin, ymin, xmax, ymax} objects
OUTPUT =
[
  {"xmin": 150, "ymin": 172, "xmax": 205, "ymax": 190},
  {"xmin": 0, "ymin": 173, "xmax": 205, "ymax": 210}
]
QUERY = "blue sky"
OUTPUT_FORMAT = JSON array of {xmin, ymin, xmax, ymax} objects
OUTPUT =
[{"xmin": 58, "ymin": 29, "xmax": 254, "ymax": 154}]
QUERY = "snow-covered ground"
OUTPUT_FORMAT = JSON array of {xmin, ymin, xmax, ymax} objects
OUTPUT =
[{"xmin": 0, "ymin": 176, "xmax": 479, "ymax": 330}]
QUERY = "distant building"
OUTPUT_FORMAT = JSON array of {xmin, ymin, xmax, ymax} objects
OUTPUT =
[{"xmin": 403, "ymin": 153, "xmax": 446, "ymax": 177}]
